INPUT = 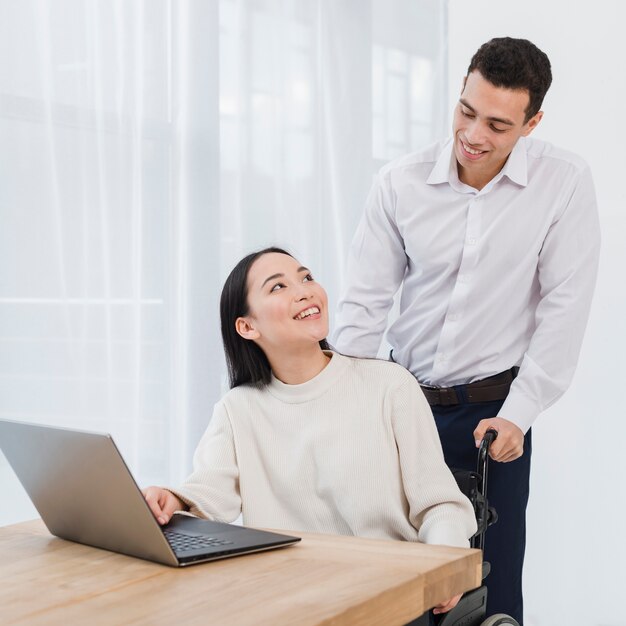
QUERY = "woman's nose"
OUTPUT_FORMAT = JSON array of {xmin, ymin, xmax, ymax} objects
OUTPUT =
[{"xmin": 294, "ymin": 284, "xmax": 313, "ymax": 301}]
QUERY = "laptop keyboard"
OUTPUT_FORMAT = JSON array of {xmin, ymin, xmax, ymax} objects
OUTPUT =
[{"xmin": 164, "ymin": 529, "xmax": 234, "ymax": 553}]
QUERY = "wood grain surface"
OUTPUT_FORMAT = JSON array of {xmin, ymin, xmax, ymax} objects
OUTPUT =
[{"xmin": 0, "ymin": 519, "xmax": 481, "ymax": 626}]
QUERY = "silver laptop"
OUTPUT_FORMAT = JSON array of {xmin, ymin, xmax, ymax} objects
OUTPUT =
[{"xmin": 0, "ymin": 418, "xmax": 300, "ymax": 566}]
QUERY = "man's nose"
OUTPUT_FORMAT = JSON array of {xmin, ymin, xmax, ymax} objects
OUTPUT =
[{"xmin": 464, "ymin": 119, "xmax": 485, "ymax": 145}]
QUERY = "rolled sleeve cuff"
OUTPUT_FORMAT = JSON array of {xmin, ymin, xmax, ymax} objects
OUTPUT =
[{"xmin": 499, "ymin": 391, "xmax": 541, "ymax": 434}]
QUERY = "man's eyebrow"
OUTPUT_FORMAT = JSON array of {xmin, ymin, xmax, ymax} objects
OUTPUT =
[
  {"xmin": 261, "ymin": 267, "xmax": 310, "ymax": 288},
  {"xmin": 459, "ymin": 98, "xmax": 515, "ymax": 126}
]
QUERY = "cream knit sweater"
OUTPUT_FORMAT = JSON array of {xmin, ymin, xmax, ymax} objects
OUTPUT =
[{"xmin": 170, "ymin": 351, "xmax": 477, "ymax": 548}]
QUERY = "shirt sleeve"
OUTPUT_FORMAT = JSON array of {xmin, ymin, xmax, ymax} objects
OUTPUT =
[
  {"xmin": 501, "ymin": 165, "xmax": 601, "ymax": 433},
  {"xmin": 390, "ymin": 374, "xmax": 477, "ymax": 547},
  {"xmin": 331, "ymin": 170, "xmax": 407, "ymax": 356},
  {"xmin": 167, "ymin": 402, "xmax": 242, "ymax": 522}
]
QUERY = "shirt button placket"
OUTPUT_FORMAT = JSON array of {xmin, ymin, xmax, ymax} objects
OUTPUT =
[{"xmin": 434, "ymin": 197, "xmax": 481, "ymax": 377}]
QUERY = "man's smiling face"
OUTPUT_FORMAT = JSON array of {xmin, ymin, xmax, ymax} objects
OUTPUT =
[{"xmin": 452, "ymin": 70, "xmax": 543, "ymax": 190}]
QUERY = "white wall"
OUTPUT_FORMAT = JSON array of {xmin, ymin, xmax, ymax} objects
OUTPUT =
[{"xmin": 447, "ymin": 2, "xmax": 626, "ymax": 625}]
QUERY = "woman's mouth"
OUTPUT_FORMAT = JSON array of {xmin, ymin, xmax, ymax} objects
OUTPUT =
[{"xmin": 294, "ymin": 306, "xmax": 320, "ymax": 320}]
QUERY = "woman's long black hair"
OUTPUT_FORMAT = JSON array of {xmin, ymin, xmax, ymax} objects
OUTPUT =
[{"xmin": 220, "ymin": 247, "xmax": 330, "ymax": 388}]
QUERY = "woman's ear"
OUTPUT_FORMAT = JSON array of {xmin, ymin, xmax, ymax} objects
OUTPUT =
[{"xmin": 235, "ymin": 317, "xmax": 260, "ymax": 341}]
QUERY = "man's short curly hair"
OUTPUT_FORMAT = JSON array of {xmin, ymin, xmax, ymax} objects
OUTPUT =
[{"xmin": 467, "ymin": 38, "xmax": 552, "ymax": 123}]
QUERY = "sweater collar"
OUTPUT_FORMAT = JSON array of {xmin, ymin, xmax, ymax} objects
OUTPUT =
[{"xmin": 267, "ymin": 350, "xmax": 348, "ymax": 404}]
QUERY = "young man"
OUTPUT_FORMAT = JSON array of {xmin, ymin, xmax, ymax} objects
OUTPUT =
[{"xmin": 332, "ymin": 38, "xmax": 600, "ymax": 624}]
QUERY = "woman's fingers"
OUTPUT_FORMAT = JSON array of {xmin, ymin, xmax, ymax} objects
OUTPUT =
[
  {"xmin": 432, "ymin": 593, "xmax": 462, "ymax": 614},
  {"xmin": 142, "ymin": 487, "xmax": 169, "ymax": 524},
  {"xmin": 160, "ymin": 492, "xmax": 184, "ymax": 523}
]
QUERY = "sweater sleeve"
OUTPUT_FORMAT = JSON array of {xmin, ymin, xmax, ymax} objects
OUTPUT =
[
  {"xmin": 167, "ymin": 402, "xmax": 242, "ymax": 523},
  {"xmin": 390, "ymin": 375, "xmax": 477, "ymax": 548}
]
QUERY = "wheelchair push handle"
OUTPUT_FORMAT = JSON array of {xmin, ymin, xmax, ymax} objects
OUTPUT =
[
  {"xmin": 474, "ymin": 428, "xmax": 499, "ymax": 553},
  {"xmin": 477, "ymin": 428, "xmax": 498, "ymax": 494},
  {"xmin": 480, "ymin": 428, "xmax": 498, "ymax": 453}
]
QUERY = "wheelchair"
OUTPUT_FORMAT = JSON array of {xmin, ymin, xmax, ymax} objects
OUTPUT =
[{"xmin": 414, "ymin": 429, "xmax": 521, "ymax": 626}]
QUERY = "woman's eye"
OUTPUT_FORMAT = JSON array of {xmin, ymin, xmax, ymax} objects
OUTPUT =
[
  {"xmin": 303, "ymin": 274, "xmax": 314, "ymax": 282},
  {"xmin": 270, "ymin": 283, "xmax": 285, "ymax": 292}
]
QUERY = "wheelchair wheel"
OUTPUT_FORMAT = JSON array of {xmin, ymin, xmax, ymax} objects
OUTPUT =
[{"xmin": 480, "ymin": 615, "xmax": 520, "ymax": 626}]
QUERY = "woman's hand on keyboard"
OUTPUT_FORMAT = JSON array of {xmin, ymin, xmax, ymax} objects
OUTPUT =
[{"xmin": 142, "ymin": 486, "xmax": 185, "ymax": 525}]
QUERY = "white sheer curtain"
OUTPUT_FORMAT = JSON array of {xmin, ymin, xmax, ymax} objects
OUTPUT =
[
  {"xmin": 0, "ymin": 0, "xmax": 447, "ymax": 525},
  {"xmin": 218, "ymin": 0, "xmax": 449, "ymax": 311}
]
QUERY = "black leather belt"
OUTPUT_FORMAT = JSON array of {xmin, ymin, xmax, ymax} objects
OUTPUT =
[{"xmin": 420, "ymin": 367, "xmax": 519, "ymax": 407}]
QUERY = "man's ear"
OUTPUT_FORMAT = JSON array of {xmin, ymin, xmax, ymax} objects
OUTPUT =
[
  {"xmin": 235, "ymin": 317, "xmax": 260, "ymax": 341},
  {"xmin": 522, "ymin": 110, "xmax": 543, "ymax": 137}
]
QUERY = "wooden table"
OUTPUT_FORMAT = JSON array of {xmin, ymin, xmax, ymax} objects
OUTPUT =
[{"xmin": 0, "ymin": 519, "xmax": 481, "ymax": 625}]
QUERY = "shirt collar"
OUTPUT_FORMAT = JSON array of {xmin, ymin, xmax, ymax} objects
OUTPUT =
[
  {"xmin": 499, "ymin": 137, "xmax": 528, "ymax": 187},
  {"xmin": 426, "ymin": 138, "xmax": 455, "ymax": 186},
  {"xmin": 426, "ymin": 136, "xmax": 529, "ymax": 189}
]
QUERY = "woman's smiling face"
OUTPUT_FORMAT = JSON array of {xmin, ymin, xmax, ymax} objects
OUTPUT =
[{"xmin": 236, "ymin": 252, "xmax": 329, "ymax": 350}]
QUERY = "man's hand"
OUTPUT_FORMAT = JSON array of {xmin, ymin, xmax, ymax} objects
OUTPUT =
[
  {"xmin": 142, "ymin": 486, "xmax": 185, "ymax": 525},
  {"xmin": 433, "ymin": 593, "xmax": 462, "ymax": 615},
  {"xmin": 473, "ymin": 417, "xmax": 524, "ymax": 462}
]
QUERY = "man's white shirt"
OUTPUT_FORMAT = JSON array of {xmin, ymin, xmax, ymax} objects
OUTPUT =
[{"xmin": 332, "ymin": 136, "xmax": 600, "ymax": 433}]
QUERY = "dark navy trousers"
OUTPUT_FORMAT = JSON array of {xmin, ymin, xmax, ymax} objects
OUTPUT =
[{"xmin": 431, "ymin": 390, "xmax": 531, "ymax": 625}]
